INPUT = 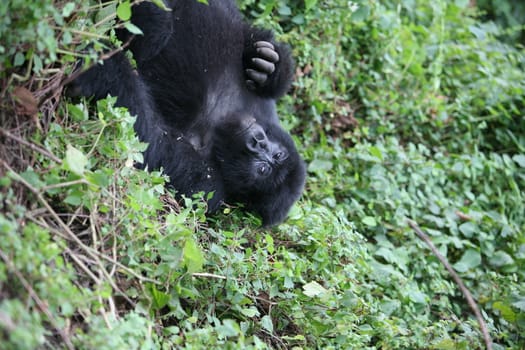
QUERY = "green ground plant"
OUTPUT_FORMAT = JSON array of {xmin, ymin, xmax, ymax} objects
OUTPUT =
[{"xmin": 0, "ymin": 0, "xmax": 524, "ymax": 349}]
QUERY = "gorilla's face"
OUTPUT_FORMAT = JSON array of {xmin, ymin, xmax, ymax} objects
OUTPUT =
[
  {"xmin": 214, "ymin": 114, "xmax": 299, "ymax": 193},
  {"xmin": 241, "ymin": 118, "xmax": 289, "ymax": 180}
]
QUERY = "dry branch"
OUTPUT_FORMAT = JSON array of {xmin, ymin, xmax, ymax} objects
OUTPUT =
[{"xmin": 407, "ymin": 219, "xmax": 493, "ymax": 350}]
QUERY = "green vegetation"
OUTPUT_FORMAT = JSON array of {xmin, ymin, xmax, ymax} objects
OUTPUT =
[{"xmin": 1, "ymin": 0, "xmax": 524, "ymax": 349}]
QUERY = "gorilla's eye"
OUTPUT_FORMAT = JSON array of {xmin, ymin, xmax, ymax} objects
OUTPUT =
[{"xmin": 254, "ymin": 131, "xmax": 266, "ymax": 141}]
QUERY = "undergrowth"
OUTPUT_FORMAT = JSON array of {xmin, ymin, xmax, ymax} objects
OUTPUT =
[{"xmin": 1, "ymin": 0, "xmax": 524, "ymax": 349}]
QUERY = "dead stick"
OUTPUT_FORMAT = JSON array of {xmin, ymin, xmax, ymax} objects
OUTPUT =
[
  {"xmin": 0, "ymin": 128, "xmax": 62, "ymax": 164},
  {"xmin": 407, "ymin": 219, "xmax": 493, "ymax": 350}
]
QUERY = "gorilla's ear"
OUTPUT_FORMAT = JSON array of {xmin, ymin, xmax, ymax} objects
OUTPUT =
[{"xmin": 251, "ymin": 160, "xmax": 306, "ymax": 226}]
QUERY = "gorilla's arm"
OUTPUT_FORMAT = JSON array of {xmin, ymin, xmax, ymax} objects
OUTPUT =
[
  {"xmin": 243, "ymin": 27, "xmax": 294, "ymax": 99},
  {"xmin": 68, "ymin": 53, "xmax": 225, "ymax": 211},
  {"xmin": 116, "ymin": 1, "xmax": 174, "ymax": 63},
  {"xmin": 67, "ymin": 52, "xmax": 156, "ymax": 122}
]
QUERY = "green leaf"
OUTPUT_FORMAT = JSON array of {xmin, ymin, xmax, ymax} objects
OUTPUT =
[
  {"xmin": 351, "ymin": 5, "xmax": 370, "ymax": 22},
  {"xmin": 265, "ymin": 234, "xmax": 274, "ymax": 254},
  {"xmin": 64, "ymin": 145, "xmax": 88, "ymax": 176},
  {"xmin": 260, "ymin": 315, "xmax": 273, "ymax": 333},
  {"xmin": 458, "ymin": 221, "xmax": 476, "ymax": 237},
  {"xmin": 150, "ymin": 285, "xmax": 170, "ymax": 310},
  {"xmin": 151, "ymin": 0, "xmax": 172, "ymax": 10},
  {"xmin": 407, "ymin": 290, "xmax": 427, "ymax": 304},
  {"xmin": 19, "ymin": 168, "xmax": 44, "ymax": 189},
  {"xmin": 432, "ymin": 338, "xmax": 457, "ymax": 350},
  {"xmin": 493, "ymin": 301, "xmax": 517, "ymax": 323},
  {"xmin": 362, "ymin": 216, "xmax": 377, "ymax": 227},
  {"xmin": 183, "ymin": 238, "xmax": 204, "ymax": 273},
  {"xmin": 513, "ymin": 154, "xmax": 525, "ymax": 168},
  {"xmin": 240, "ymin": 307, "xmax": 259, "ymax": 317},
  {"xmin": 453, "ymin": 249, "xmax": 481, "ymax": 272},
  {"xmin": 305, "ymin": 0, "xmax": 317, "ymax": 11},
  {"xmin": 62, "ymin": 2, "xmax": 75, "ymax": 17},
  {"xmin": 369, "ymin": 146, "xmax": 383, "ymax": 160},
  {"xmin": 14, "ymin": 52, "xmax": 25, "ymax": 66},
  {"xmin": 489, "ymin": 250, "xmax": 514, "ymax": 267},
  {"xmin": 123, "ymin": 21, "xmax": 143, "ymax": 35},
  {"xmin": 216, "ymin": 319, "xmax": 239, "ymax": 338},
  {"xmin": 116, "ymin": 1, "xmax": 131, "ymax": 21},
  {"xmin": 302, "ymin": 281, "xmax": 327, "ymax": 297},
  {"xmin": 308, "ymin": 159, "xmax": 333, "ymax": 173}
]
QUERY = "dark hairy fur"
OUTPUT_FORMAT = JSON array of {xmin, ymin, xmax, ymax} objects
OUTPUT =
[{"xmin": 69, "ymin": 0, "xmax": 306, "ymax": 226}]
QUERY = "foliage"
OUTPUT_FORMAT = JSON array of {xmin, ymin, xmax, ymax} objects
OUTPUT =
[{"xmin": 1, "ymin": 0, "xmax": 524, "ymax": 349}]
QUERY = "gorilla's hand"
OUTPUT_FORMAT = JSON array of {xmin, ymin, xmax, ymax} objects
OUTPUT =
[{"xmin": 245, "ymin": 41, "xmax": 279, "ymax": 90}]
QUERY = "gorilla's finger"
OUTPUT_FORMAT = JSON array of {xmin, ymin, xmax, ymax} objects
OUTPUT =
[
  {"xmin": 256, "ymin": 47, "xmax": 279, "ymax": 63},
  {"xmin": 252, "ymin": 58, "xmax": 275, "ymax": 74},
  {"xmin": 246, "ymin": 80, "xmax": 257, "ymax": 90},
  {"xmin": 246, "ymin": 69, "xmax": 268, "ymax": 85},
  {"xmin": 254, "ymin": 41, "xmax": 275, "ymax": 50}
]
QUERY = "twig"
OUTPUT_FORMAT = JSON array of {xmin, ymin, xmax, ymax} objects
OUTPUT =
[
  {"xmin": 0, "ymin": 128, "xmax": 62, "ymax": 164},
  {"xmin": 407, "ymin": 219, "xmax": 493, "ymax": 350},
  {"xmin": 0, "ymin": 249, "xmax": 75, "ymax": 350},
  {"xmin": 191, "ymin": 272, "xmax": 227, "ymax": 280},
  {"xmin": 60, "ymin": 36, "xmax": 134, "ymax": 89},
  {"xmin": 1, "ymin": 160, "xmax": 136, "ymax": 305},
  {"xmin": 22, "ymin": 177, "xmax": 160, "ymax": 286}
]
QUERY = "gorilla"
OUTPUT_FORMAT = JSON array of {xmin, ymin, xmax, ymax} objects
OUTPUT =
[{"xmin": 69, "ymin": 0, "xmax": 306, "ymax": 226}]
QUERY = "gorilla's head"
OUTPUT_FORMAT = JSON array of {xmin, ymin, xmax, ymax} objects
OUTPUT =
[{"xmin": 213, "ymin": 113, "xmax": 306, "ymax": 225}]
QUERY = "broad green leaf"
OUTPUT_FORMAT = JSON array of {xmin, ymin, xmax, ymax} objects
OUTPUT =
[
  {"xmin": 362, "ymin": 216, "xmax": 377, "ymax": 227},
  {"xmin": 489, "ymin": 250, "xmax": 514, "ymax": 267},
  {"xmin": 150, "ymin": 285, "xmax": 170, "ymax": 310},
  {"xmin": 216, "ymin": 319, "xmax": 239, "ymax": 338},
  {"xmin": 183, "ymin": 238, "xmax": 204, "ymax": 273},
  {"xmin": 260, "ymin": 315, "xmax": 273, "ymax": 333},
  {"xmin": 123, "ymin": 21, "xmax": 144, "ymax": 35},
  {"xmin": 453, "ymin": 249, "xmax": 481, "ymax": 272},
  {"xmin": 351, "ymin": 5, "xmax": 370, "ymax": 22},
  {"xmin": 458, "ymin": 221, "xmax": 476, "ymax": 237},
  {"xmin": 369, "ymin": 146, "xmax": 383, "ymax": 160},
  {"xmin": 19, "ymin": 168, "xmax": 44, "ymax": 189},
  {"xmin": 308, "ymin": 159, "xmax": 333, "ymax": 173},
  {"xmin": 303, "ymin": 281, "xmax": 327, "ymax": 297},
  {"xmin": 432, "ymin": 338, "xmax": 457, "ymax": 350},
  {"xmin": 151, "ymin": 0, "xmax": 172, "ymax": 10},
  {"xmin": 265, "ymin": 234, "xmax": 274, "ymax": 254},
  {"xmin": 513, "ymin": 154, "xmax": 525, "ymax": 168},
  {"xmin": 64, "ymin": 145, "xmax": 88, "ymax": 176},
  {"xmin": 305, "ymin": 0, "xmax": 317, "ymax": 11},
  {"xmin": 407, "ymin": 290, "xmax": 427, "ymax": 304},
  {"xmin": 14, "ymin": 52, "xmax": 25, "ymax": 66},
  {"xmin": 240, "ymin": 307, "xmax": 259, "ymax": 317},
  {"xmin": 493, "ymin": 301, "xmax": 517, "ymax": 323},
  {"xmin": 116, "ymin": 1, "xmax": 131, "ymax": 21},
  {"xmin": 62, "ymin": 2, "xmax": 75, "ymax": 17}
]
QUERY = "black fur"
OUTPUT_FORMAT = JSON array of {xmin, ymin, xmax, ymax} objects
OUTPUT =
[{"xmin": 69, "ymin": 0, "xmax": 306, "ymax": 226}]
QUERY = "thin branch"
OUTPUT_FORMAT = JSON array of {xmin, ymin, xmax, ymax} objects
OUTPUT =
[
  {"xmin": 191, "ymin": 272, "xmax": 227, "ymax": 280},
  {"xmin": 60, "ymin": 36, "xmax": 134, "ymax": 89},
  {"xmin": 407, "ymin": 219, "xmax": 493, "ymax": 350},
  {"xmin": 0, "ymin": 160, "xmax": 137, "ymax": 306},
  {"xmin": 0, "ymin": 249, "xmax": 75, "ymax": 350},
  {"xmin": 0, "ymin": 128, "xmax": 62, "ymax": 164}
]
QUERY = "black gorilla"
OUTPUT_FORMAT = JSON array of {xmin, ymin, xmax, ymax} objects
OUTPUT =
[{"xmin": 70, "ymin": 0, "xmax": 306, "ymax": 226}]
